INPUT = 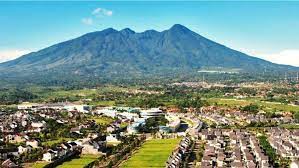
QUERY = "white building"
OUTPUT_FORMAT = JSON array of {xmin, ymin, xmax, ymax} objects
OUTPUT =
[
  {"xmin": 31, "ymin": 121, "xmax": 46, "ymax": 128},
  {"xmin": 18, "ymin": 102, "xmax": 40, "ymax": 110},
  {"xmin": 64, "ymin": 104, "xmax": 91, "ymax": 113},
  {"xmin": 18, "ymin": 145, "xmax": 32, "ymax": 154},
  {"xmin": 96, "ymin": 108, "xmax": 117, "ymax": 117},
  {"xmin": 140, "ymin": 108, "xmax": 164, "ymax": 118},
  {"xmin": 166, "ymin": 114, "xmax": 181, "ymax": 132},
  {"xmin": 106, "ymin": 134, "xmax": 121, "ymax": 145},
  {"xmin": 291, "ymin": 160, "xmax": 299, "ymax": 168},
  {"xmin": 17, "ymin": 102, "xmax": 41, "ymax": 110},
  {"xmin": 42, "ymin": 150, "xmax": 56, "ymax": 162},
  {"xmin": 26, "ymin": 139, "xmax": 39, "ymax": 148},
  {"xmin": 118, "ymin": 112, "xmax": 139, "ymax": 120}
]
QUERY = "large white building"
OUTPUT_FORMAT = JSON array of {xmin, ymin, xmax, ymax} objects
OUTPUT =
[
  {"xmin": 140, "ymin": 108, "xmax": 164, "ymax": 118},
  {"xmin": 17, "ymin": 102, "xmax": 41, "ymax": 110},
  {"xmin": 64, "ymin": 104, "xmax": 91, "ymax": 113},
  {"xmin": 165, "ymin": 114, "xmax": 181, "ymax": 132},
  {"xmin": 96, "ymin": 108, "xmax": 117, "ymax": 117}
]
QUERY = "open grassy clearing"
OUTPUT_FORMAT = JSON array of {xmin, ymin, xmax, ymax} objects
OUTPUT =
[
  {"xmin": 89, "ymin": 100, "xmax": 116, "ymax": 106},
  {"xmin": 89, "ymin": 116, "xmax": 114, "ymax": 126},
  {"xmin": 28, "ymin": 86, "xmax": 133, "ymax": 101},
  {"xmin": 56, "ymin": 155, "xmax": 99, "ymax": 168},
  {"xmin": 120, "ymin": 139, "xmax": 180, "ymax": 168},
  {"xmin": 41, "ymin": 138, "xmax": 73, "ymax": 147},
  {"xmin": 29, "ymin": 162, "xmax": 48, "ymax": 168},
  {"xmin": 279, "ymin": 124, "xmax": 299, "ymax": 129},
  {"xmin": 207, "ymin": 98, "xmax": 299, "ymax": 112}
]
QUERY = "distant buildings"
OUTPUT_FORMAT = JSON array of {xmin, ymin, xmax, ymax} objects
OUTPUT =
[
  {"xmin": 17, "ymin": 102, "xmax": 92, "ymax": 113},
  {"xmin": 17, "ymin": 102, "xmax": 41, "ymax": 110}
]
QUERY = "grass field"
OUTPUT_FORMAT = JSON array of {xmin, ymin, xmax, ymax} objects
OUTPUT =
[
  {"xmin": 30, "ymin": 162, "xmax": 48, "ymax": 168},
  {"xmin": 57, "ymin": 155, "xmax": 99, "ymax": 168},
  {"xmin": 279, "ymin": 124, "xmax": 299, "ymax": 129},
  {"xmin": 89, "ymin": 116, "xmax": 114, "ymax": 126},
  {"xmin": 120, "ymin": 139, "xmax": 180, "ymax": 168},
  {"xmin": 42, "ymin": 138, "xmax": 72, "ymax": 147},
  {"xmin": 207, "ymin": 98, "xmax": 299, "ymax": 112}
]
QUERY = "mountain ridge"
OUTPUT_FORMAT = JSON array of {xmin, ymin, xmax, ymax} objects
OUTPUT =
[{"xmin": 0, "ymin": 24, "xmax": 298, "ymax": 83}]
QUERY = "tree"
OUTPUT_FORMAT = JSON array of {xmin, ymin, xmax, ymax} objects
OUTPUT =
[
  {"xmin": 241, "ymin": 104, "xmax": 259, "ymax": 114},
  {"xmin": 294, "ymin": 112, "xmax": 299, "ymax": 122}
]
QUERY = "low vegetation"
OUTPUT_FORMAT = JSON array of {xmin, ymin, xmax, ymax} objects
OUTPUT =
[
  {"xmin": 121, "ymin": 139, "xmax": 180, "ymax": 168},
  {"xmin": 57, "ymin": 155, "xmax": 99, "ymax": 168}
]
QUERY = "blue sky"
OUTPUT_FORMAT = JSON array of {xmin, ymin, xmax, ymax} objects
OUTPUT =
[{"xmin": 1, "ymin": 1, "xmax": 299, "ymax": 66}]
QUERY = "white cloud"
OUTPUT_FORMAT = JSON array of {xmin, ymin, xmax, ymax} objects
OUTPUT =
[
  {"xmin": 0, "ymin": 49, "xmax": 31, "ymax": 63},
  {"xmin": 254, "ymin": 49, "xmax": 299, "ymax": 67},
  {"xmin": 81, "ymin": 18, "xmax": 93, "ymax": 25},
  {"xmin": 92, "ymin": 8, "xmax": 113, "ymax": 17},
  {"xmin": 81, "ymin": 8, "xmax": 113, "ymax": 25}
]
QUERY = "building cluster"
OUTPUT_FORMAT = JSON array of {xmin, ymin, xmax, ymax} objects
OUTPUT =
[
  {"xmin": 201, "ymin": 106, "xmax": 295, "ymax": 127},
  {"xmin": 200, "ymin": 129, "xmax": 270, "ymax": 168},
  {"xmin": 17, "ymin": 102, "xmax": 91, "ymax": 113},
  {"xmin": 0, "ymin": 104, "xmax": 130, "ymax": 166},
  {"xmin": 1, "ymin": 102, "xmax": 184, "ymax": 167},
  {"xmin": 198, "ymin": 111, "xmax": 235, "ymax": 126},
  {"xmin": 98, "ymin": 107, "xmax": 180, "ymax": 134},
  {"xmin": 42, "ymin": 133, "xmax": 114, "ymax": 162},
  {"xmin": 172, "ymin": 113, "xmax": 203, "ymax": 136},
  {"xmin": 266, "ymin": 128, "xmax": 299, "ymax": 158},
  {"xmin": 42, "ymin": 141, "xmax": 80, "ymax": 162},
  {"xmin": 166, "ymin": 137, "xmax": 192, "ymax": 168}
]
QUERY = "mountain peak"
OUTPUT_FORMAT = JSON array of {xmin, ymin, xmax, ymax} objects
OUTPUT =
[
  {"xmin": 169, "ymin": 24, "xmax": 190, "ymax": 32},
  {"xmin": 101, "ymin": 28, "xmax": 117, "ymax": 34},
  {"xmin": 120, "ymin": 28, "xmax": 135, "ymax": 35}
]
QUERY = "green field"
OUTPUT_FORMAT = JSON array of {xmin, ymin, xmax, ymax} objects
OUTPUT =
[
  {"xmin": 30, "ymin": 162, "xmax": 48, "ymax": 168},
  {"xmin": 121, "ymin": 139, "xmax": 180, "ymax": 168},
  {"xmin": 89, "ymin": 116, "xmax": 114, "ymax": 126},
  {"xmin": 57, "ymin": 155, "xmax": 99, "ymax": 168},
  {"xmin": 42, "ymin": 138, "xmax": 72, "ymax": 147},
  {"xmin": 279, "ymin": 124, "xmax": 299, "ymax": 129},
  {"xmin": 207, "ymin": 98, "xmax": 299, "ymax": 112}
]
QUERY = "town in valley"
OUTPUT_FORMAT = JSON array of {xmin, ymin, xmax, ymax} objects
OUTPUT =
[
  {"xmin": 0, "ymin": 79, "xmax": 299, "ymax": 168},
  {"xmin": 1, "ymin": 1, "xmax": 299, "ymax": 168}
]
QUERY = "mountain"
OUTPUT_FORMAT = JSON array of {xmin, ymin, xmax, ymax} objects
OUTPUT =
[{"xmin": 0, "ymin": 24, "xmax": 297, "ymax": 83}]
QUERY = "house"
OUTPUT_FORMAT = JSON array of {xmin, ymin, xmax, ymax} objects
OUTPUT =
[
  {"xmin": 1, "ymin": 159, "xmax": 18, "ymax": 168},
  {"xmin": 31, "ymin": 121, "xmax": 46, "ymax": 128},
  {"xmin": 106, "ymin": 134, "xmax": 121, "ymax": 145},
  {"xmin": 6, "ymin": 134, "xmax": 26, "ymax": 143},
  {"xmin": 81, "ymin": 140, "xmax": 105, "ymax": 155},
  {"xmin": 68, "ymin": 142, "xmax": 80, "ymax": 151},
  {"xmin": 61, "ymin": 142, "xmax": 72, "ymax": 152},
  {"xmin": 70, "ymin": 127, "xmax": 82, "ymax": 135},
  {"xmin": 291, "ymin": 160, "xmax": 299, "ymax": 168},
  {"xmin": 18, "ymin": 145, "xmax": 32, "ymax": 154},
  {"xmin": 26, "ymin": 139, "xmax": 39, "ymax": 148},
  {"xmin": 0, "ymin": 148, "xmax": 18, "ymax": 160},
  {"xmin": 55, "ymin": 146, "xmax": 67, "ymax": 157},
  {"xmin": 42, "ymin": 150, "xmax": 56, "ymax": 162}
]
